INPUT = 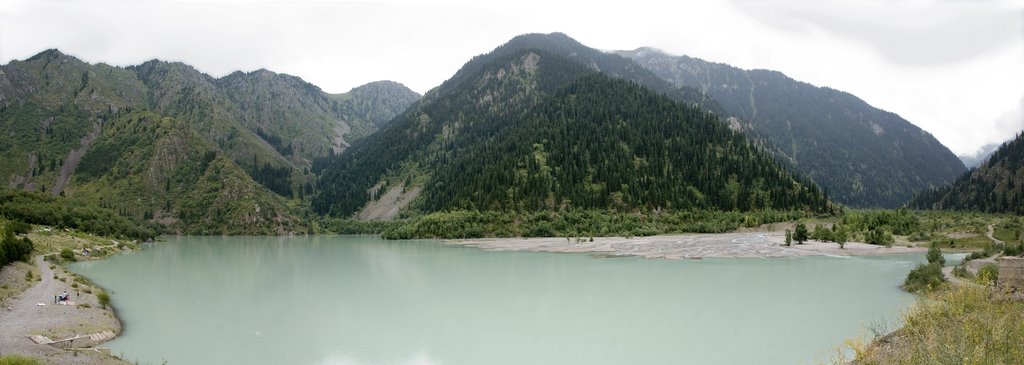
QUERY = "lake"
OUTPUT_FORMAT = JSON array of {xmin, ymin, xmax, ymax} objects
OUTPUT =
[{"xmin": 69, "ymin": 235, "xmax": 934, "ymax": 365}]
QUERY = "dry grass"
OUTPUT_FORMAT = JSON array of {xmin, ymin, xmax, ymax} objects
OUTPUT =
[
  {"xmin": 28, "ymin": 230, "xmax": 107, "ymax": 256},
  {"xmin": 828, "ymin": 285, "xmax": 1024, "ymax": 364},
  {"xmin": 0, "ymin": 261, "xmax": 39, "ymax": 303}
]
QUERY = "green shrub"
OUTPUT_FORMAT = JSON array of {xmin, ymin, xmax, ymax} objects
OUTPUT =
[
  {"xmin": 812, "ymin": 224, "xmax": 833, "ymax": 242},
  {"xmin": 865, "ymin": 228, "xmax": 894, "ymax": 246},
  {"xmin": 794, "ymin": 223, "xmax": 809, "ymax": 244},
  {"xmin": 96, "ymin": 291, "xmax": 111, "ymax": 308},
  {"xmin": 977, "ymin": 264, "xmax": 999, "ymax": 285},
  {"xmin": 1005, "ymin": 244, "xmax": 1023, "ymax": 256},
  {"xmin": 24, "ymin": 270, "xmax": 32, "ymax": 281},
  {"xmin": 926, "ymin": 243, "xmax": 945, "ymax": 266},
  {"xmin": 907, "ymin": 231, "xmax": 930, "ymax": 242},
  {"xmin": 0, "ymin": 355, "xmax": 44, "ymax": 365},
  {"xmin": 964, "ymin": 251, "xmax": 987, "ymax": 262},
  {"xmin": 59, "ymin": 248, "xmax": 75, "ymax": 262},
  {"xmin": 8, "ymin": 221, "xmax": 31, "ymax": 235},
  {"xmin": 525, "ymin": 222, "xmax": 556, "ymax": 238},
  {"xmin": 953, "ymin": 265, "xmax": 973, "ymax": 279},
  {"xmin": 1, "ymin": 223, "xmax": 33, "ymax": 266},
  {"xmin": 903, "ymin": 262, "xmax": 946, "ymax": 293}
]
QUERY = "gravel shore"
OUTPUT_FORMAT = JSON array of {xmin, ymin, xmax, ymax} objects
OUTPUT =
[
  {"xmin": 0, "ymin": 255, "xmax": 127, "ymax": 364},
  {"xmin": 445, "ymin": 232, "xmax": 927, "ymax": 259}
]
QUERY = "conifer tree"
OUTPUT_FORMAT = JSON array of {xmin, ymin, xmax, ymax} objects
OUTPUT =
[{"xmin": 794, "ymin": 223, "xmax": 809, "ymax": 245}]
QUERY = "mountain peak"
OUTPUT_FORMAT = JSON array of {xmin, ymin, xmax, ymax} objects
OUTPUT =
[
  {"xmin": 250, "ymin": 68, "xmax": 276, "ymax": 77},
  {"xmin": 334, "ymin": 79, "xmax": 422, "ymax": 128},
  {"xmin": 350, "ymin": 80, "xmax": 414, "ymax": 92},
  {"xmin": 25, "ymin": 49, "xmax": 75, "ymax": 63},
  {"xmin": 136, "ymin": 59, "xmax": 196, "ymax": 71},
  {"xmin": 624, "ymin": 47, "xmax": 665, "ymax": 56},
  {"xmin": 507, "ymin": 32, "xmax": 575, "ymax": 43},
  {"xmin": 499, "ymin": 32, "xmax": 586, "ymax": 53}
]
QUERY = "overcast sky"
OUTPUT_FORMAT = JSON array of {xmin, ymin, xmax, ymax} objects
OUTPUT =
[{"xmin": 1, "ymin": 0, "xmax": 1021, "ymax": 157}]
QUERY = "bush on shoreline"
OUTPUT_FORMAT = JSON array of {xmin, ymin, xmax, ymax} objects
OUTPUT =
[
  {"xmin": 903, "ymin": 243, "xmax": 947, "ymax": 293},
  {"xmin": 376, "ymin": 209, "xmax": 817, "ymax": 239},
  {"xmin": 59, "ymin": 248, "xmax": 76, "ymax": 262},
  {"xmin": 902, "ymin": 263, "xmax": 945, "ymax": 293},
  {"xmin": 0, "ymin": 190, "xmax": 157, "ymax": 241},
  {"xmin": 97, "ymin": 291, "xmax": 111, "ymax": 308}
]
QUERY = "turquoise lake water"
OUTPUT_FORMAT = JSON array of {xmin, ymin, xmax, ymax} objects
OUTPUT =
[{"xmin": 69, "ymin": 235, "xmax": 939, "ymax": 365}]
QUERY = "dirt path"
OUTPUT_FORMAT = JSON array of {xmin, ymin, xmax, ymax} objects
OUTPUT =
[
  {"xmin": 0, "ymin": 255, "xmax": 125, "ymax": 364},
  {"xmin": 0, "ymin": 257, "xmax": 61, "ymax": 352},
  {"xmin": 942, "ymin": 266, "xmax": 972, "ymax": 287},
  {"xmin": 986, "ymin": 224, "xmax": 1003, "ymax": 245}
]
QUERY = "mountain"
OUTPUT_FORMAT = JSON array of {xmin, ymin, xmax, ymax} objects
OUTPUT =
[
  {"xmin": 131, "ymin": 61, "xmax": 419, "ymax": 167},
  {"xmin": 445, "ymin": 33, "xmax": 720, "ymax": 113},
  {"xmin": 959, "ymin": 142, "xmax": 1003, "ymax": 168},
  {"xmin": 332, "ymin": 81, "xmax": 422, "ymax": 128},
  {"xmin": 70, "ymin": 111, "xmax": 301, "ymax": 234},
  {"xmin": 0, "ymin": 49, "xmax": 418, "ymax": 233},
  {"xmin": 617, "ymin": 48, "xmax": 966, "ymax": 208},
  {"xmin": 314, "ymin": 35, "xmax": 833, "ymax": 218},
  {"xmin": 907, "ymin": 132, "xmax": 1024, "ymax": 214}
]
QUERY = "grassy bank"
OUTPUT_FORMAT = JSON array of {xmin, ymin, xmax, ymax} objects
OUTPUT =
[
  {"xmin": 824, "ymin": 213, "xmax": 1024, "ymax": 364},
  {"xmin": 832, "ymin": 284, "xmax": 1024, "ymax": 364}
]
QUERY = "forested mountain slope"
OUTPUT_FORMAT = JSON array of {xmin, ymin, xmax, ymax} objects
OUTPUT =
[
  {"xmin": 907, "ymin": 132, "xmax": 1024, "ymax": 214},
  {"xmin": 314, "ymin": 39, "xmax": 833, "ymax": 218},
  {"xmin": 618, "ymin": 48, "xmax": 966, "ymax": 208},
  {"xmin": 422, "ymin": 74, "xmax": 832, "ymax": 213}
]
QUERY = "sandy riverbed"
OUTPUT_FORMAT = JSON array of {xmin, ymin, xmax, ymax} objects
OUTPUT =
[{"xmin": 445, "ymin": 232, "xmax": 927, "ymax": 259}]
